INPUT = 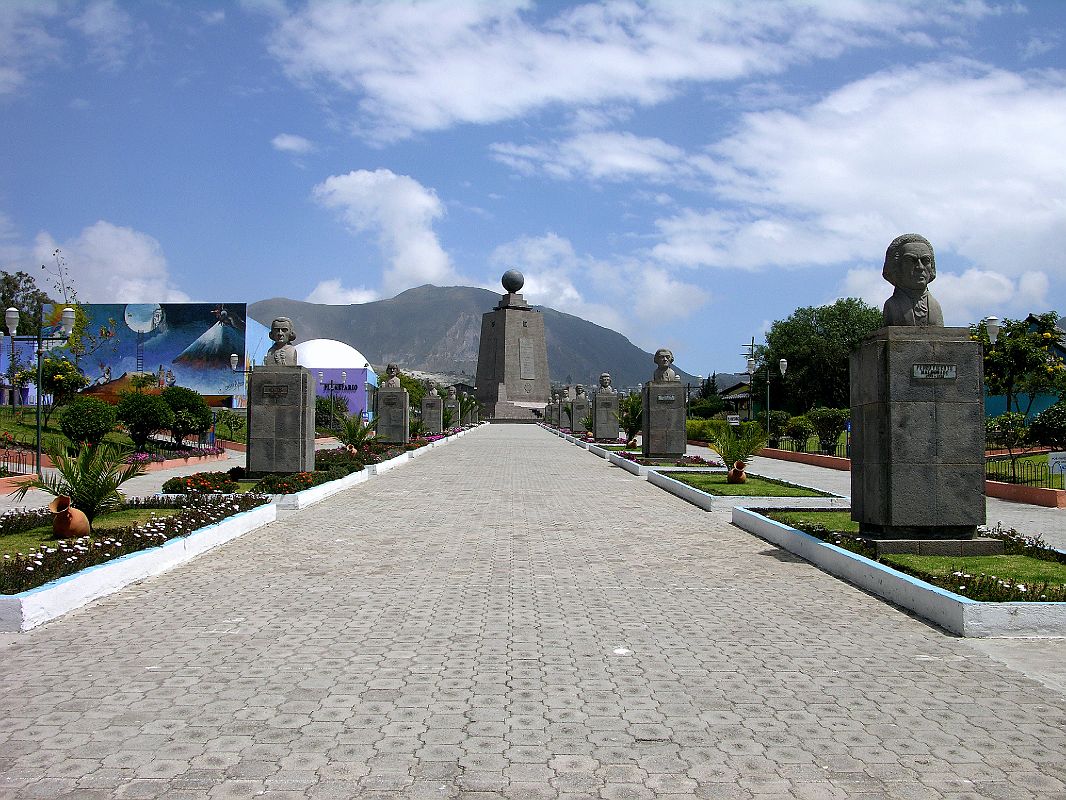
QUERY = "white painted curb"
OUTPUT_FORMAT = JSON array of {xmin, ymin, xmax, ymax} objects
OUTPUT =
[
  {"xmin": 0, "ymin": 503, "xmax": 277, "ymax": 632},
  {"xmin": 607, "ymin": 452, "xmax": 649, "ymax": 476},
  {"xmin": 273, "ymin": 468, "xmax": 369, "ymax": 510},
  {"xmin": 648, "ymin": 470, "xmax": 846, "ymax": 511},
  {"xmin": 368, "ymin": 451, "xmax": 410, "ymax": 475},
  {"xmin": 588, "ymin": 445, "xmax": 608, "ymax": 459},
  {"xmin": 732, "ymin": 507, "xmax": 1066, "ymax": 638}
]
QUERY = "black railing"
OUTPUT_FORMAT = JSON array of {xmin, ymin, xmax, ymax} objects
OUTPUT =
[
  {"xmin": 0, "ymin": 446, "xmax": 32, "ymax": 476},
  {"xmin": 771, "ymin": 435, "xmax": 850, "ymax": 459},
  {"xmin": 985, "ymin": 458, "xmax": 1064, "ymax": 490}
]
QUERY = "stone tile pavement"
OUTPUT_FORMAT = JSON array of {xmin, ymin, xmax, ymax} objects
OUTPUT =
[{"xmin": 0, "ymin": 425, "xmax": 1063, "ymax": 799}]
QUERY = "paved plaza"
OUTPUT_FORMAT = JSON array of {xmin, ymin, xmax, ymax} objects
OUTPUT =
[{"xmin": 1, "ymin": 425, "xmax": 1064, "ymax": 799}]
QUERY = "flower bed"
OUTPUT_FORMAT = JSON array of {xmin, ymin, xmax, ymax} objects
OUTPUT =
[{"xmin": 0, "ymin": 494, "xmax": 271, "ymax": 596}]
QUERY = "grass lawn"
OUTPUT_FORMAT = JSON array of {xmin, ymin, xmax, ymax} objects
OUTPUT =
[
  {"xmin": 765, "ymin": 509, "xmax": 1066, "ymax": 590},
  {"xmin": 667, "ymin": 472, "xmax": 831, "ymax": 497},
  {"xmin": 887, "ymin": 553, "xmax": 1066, "ymax": 585},
  {"xmin": 0, "ymin": 508, "xmax": 182, "ymax": 558},
  {"xmin": 0, "ymin": 406, "xmax": 131, "ymax": 454}
]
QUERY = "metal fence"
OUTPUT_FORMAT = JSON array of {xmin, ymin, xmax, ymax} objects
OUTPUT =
[
  {"xmin": 985, "ymin": 458, "xmax": 1065, "ymax": 490},
  {"xmin": 772, "ymin": 435, "xmax": 850, "ymax": 459},
  {"xmin": 0, "ymin": 446, "xmax": 32, "ymax": 476}
]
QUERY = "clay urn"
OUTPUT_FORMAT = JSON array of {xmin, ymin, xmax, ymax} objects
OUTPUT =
[
  {"xmin": 727, "ymin": 460, "xmax": 748, "ymax": 484},
  {"xmin": 49, "ymin": 495, "xmax": 90, "ymax": 539}
]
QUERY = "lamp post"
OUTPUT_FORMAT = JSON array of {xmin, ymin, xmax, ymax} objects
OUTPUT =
[
  {"xmin": 765, "ymin": 358, "xmax": 788, "ymax": 433},
  {"xmin": 746, "ymin": 358, "xmax": 755, "ymax": 421},
  {"xmin": 5, "ymin": 306, "xmax": 77, "ymax": 479}
]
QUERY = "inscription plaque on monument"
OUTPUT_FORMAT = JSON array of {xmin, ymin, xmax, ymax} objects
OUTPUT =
[
  {"xmin": 376, "ymin": 386, "xmax": 410, "ymax": 444},
  {"xmin": 593, "ymin": 393, "xmax": 619, "ymax": 440},
  {"xmin": 519, "ymin": 338, "xmax": 535, "ymax": 380},
  {"xmin": 248, "ymin": 365, "xmax": 315, "ymax": 475},
  {"xmin": 912, "ymin": 364, "xmax": 957, "ymax": 380}
]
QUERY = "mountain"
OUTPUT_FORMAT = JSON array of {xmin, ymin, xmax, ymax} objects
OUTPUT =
[{"xmin": 249, "ymin": 284, "xmax": 702, "ymax": 389}]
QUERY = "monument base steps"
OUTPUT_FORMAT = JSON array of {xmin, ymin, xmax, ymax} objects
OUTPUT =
[{"xmin": 869, "ymin": 537, "xmax": 1005, "ymax": 557}]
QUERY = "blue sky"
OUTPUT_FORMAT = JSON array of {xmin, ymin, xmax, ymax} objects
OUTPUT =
[{"xmin": 2, "ymin": 1, "xmax": 1065, "ymax": 378}]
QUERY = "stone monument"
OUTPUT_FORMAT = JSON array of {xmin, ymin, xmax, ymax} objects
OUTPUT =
[
  {"xmin": 570, "ymin": 385, "xmax": 589, "ymax": 435},
  {"xmin": 474, "ymin": 270, "xmax": 551, "ymax": 420},
  {"xmin": 376, "ymin": 363, "xmax": 409, "ymax": 444},
  {"xmin": 642, "ymin": 348, "xmax": 686, "ymax": 459},
  {"xmin": 444, "ymin": 386, "xmax": 460, "ymax": 430},
  {"xmin": 593, "ymin": 372, "xmax": 620, "ymax": 440},
  {"xmin": 421, "ymin": 383, "xmax": 443, "ymax": 435},
  {"xmin": 850, "ymin": 234, "xmax": 990, "ymax": 552},
  {"xmin": 247, "ymin": 317, "xmax": 315, "ymax": 474}
]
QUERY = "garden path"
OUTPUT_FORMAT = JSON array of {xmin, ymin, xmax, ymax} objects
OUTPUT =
[{"xmin": 0, "ymin": 424, "xmax": 1064, "ymax": 799}]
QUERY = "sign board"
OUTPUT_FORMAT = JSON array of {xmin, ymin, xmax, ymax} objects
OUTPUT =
[
  {"xmin": 1050, "ymin": 451, "xmax": 1066, "ymax": 475},
  {"xmin": 726, "ymin": 414, "xmax": 741, "ymax": 426},
  {"xmin": 912, "ymin": 363, "xmax": 957, "ymax": 380}
]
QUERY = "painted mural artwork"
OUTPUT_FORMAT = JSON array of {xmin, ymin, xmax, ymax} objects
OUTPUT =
[{"xmin": 73, "ymin": 303, "xmax": 249, "ymax": 402}]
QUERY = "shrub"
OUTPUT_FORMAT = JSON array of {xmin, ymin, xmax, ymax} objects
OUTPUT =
[
  {"xmin": 705, "ymin": 424, "xmax": 769, "ymax": 466},
  {"xmin": 807, "ymin": 407, "xmax": 850, "ymax": 454},
  {"xmin": 253, "ymin": 471, "xmax": 335, "ymax": 494},
  {"xmin": 60, "ymin": 396, "xmax": 117, "ymax": 446},
  {"xmin": 41, "ymin": 357, "xmax": 90, "ymax": 425},
  {"xmin": 315, "ymin": 395, "xmax": 349, "ymax": 430},
  {"xmin": 337, "ymin": 414, "xmax": 376, "ymax": 449},
  {"xmin": 614, "ymin": 393, "xmax": 642, "ymax": 446},
  {"xmin": 8, "ymin": 442, "xmax": 146, "ymax": 528},
  {"xmin": 784, "ymin": 415, "xmax": 815, "ymax": 451},
  {"xmin": 1028, "ymin": 401, "xmax": 1066, "ymax": 449},
  {"xmin": 214, "ymin": 409, "xmax": 245, "ymax": 441},
  {"xmin": 767, "ymin": 410, "xmax": 790, "ymax": 446},
  {"xmin": 314, "ymin": 447, "xmax": 366, "ymax": 475},
  {"xmin": 117, "ymin": 391, "xmax": 174, "ymax": 452},
  {"xmin": 688, "ymin": 397, "xmax": 726, "ymax": 419},
  {"xmin": 161, "ymin": 386, "xmax": 211, "ymax": 447},
  {"xmin": 161, "ymin": 471, "xmax": 239, "ymax": 494}
]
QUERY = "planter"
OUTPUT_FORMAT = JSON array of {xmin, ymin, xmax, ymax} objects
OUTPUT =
[
  {"xmin": 273, "ymin": 469, "xmax": 369, "ymax": 510},
  {"xmin": 648, "ymin": 470, "xmax": 845, "ymax": 512},
  {"xmin": 607, "ymin": 452, "xmax": 648, "ymax": 476},
  {"xmin": 985, "ymin": 480, "xmax": 1066, "ymax": 508},
  {"xmin": 732, "ymin": 507, "xmax": 1066, "ymax": 637},
  {"xmin": 367, "ymin": 451, "xmax": 410, "ymax": 476},
  {"xmin": 0, "ymin": 503, "xmax": 277, "ymax": 632}
]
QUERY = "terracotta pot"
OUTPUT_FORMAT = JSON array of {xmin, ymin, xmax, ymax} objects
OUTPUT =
[
  {"xmin": 727, "ymin": 460, "xmax": 748, "ymax": 484},
  {"xmin": 49, "ymin": 495, "xmax": 90, "ymax": 539}
]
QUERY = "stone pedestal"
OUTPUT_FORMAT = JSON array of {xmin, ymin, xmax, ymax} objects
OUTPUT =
[
  {"xmin": 593, "ymin": 393, "xmax": 619, "ymax": 440},
  {"xmin": 247, "ymin": 366, "xmax": 316, "ymax": 475},
  {"xmin": 376, "ymin": 387, "xmax": 410, "ymax": 444},
  {"xmin": 642, "ymin": 382, "xmax": 686, "ymax": 459},
  {"xmin": 850, "ymin": 327, "xmax": 985, "ymax": 538},
  {"xmin": 444, "ymin": 400, "xmax": 460, "ymax": 430},
  {"xmin": 571, "ymin": 397, "xmax": 589, "ymax": 434},
  {"xmin": 421, "ymin": 394, "xmax": 442, "ymax": 435}
]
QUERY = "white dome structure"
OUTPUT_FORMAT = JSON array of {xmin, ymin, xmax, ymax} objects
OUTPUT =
[{"xmin": 294, "ymin": 339, "xmax": 373, "ymax": 372}]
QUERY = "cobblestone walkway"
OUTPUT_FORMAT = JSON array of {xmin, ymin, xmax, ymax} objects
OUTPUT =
[{"xmin": 1, "ymin": 426, "xmax": 1064, "ymax": 799}]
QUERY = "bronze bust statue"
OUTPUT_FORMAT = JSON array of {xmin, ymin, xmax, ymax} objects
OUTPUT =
[
  {"xmin": 652, "ymin": 348, "xmax": 680, "ymax": 382},
  {"xmin": 382, "ymin": 363, "xmax": 402, "ymax": 388},
  {"xmin": 264, "ymin": 317, "xmax": 298, "ymax": 366},
  {"xmin": 882, "ymin": 234, "xmax": 944, "ymax": 327}
]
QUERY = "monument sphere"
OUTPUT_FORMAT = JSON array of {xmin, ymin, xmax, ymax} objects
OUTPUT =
[{"xmin": 502, "ymin": 269, "xmax": 524, "ymax": 293}]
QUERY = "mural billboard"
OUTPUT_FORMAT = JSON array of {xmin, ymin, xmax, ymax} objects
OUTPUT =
[{"xmin": 75, "ymin": 303, "xmax": 249, "ymax": 405}]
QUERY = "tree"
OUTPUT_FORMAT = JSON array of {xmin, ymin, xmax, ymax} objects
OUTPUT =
[
  {"xmin": 806, "ymin": 407, "xmax": 850, "ymax": 455},
  {"xmin": 0, "ymin": 270, "xmax": 54, "ymax": 337},
  {"xmin": 1029, "ymin": 400, "xmax": 1066, "ymax": 449},
  {"xmin": 117, "ymin": 391, "xmax": 175, "ymax": 452},
  {"xmin": 972, "ymin": 312, "xmax": 1066, "ymax": 417},
  {"xmin": 699, "ymin": 372, "xmax": 720, "ymax": 400},
  {"xmin": 615, "ymin": 392, "xmax": 642, "ymax": 446},
  {"xmin": 41, "ymin": 356, "xmax": 90, "ymax": 426},
  {"xmin": 161, "ymin": 386, "xmax": 212, "ymax": 447},
  {"xmin": 60, "ymin": 396, "xmax": 118, "ymax": 447},
  {"xmin": 756, "ymin": 298, "xmax": 883, "ymax": 413}
]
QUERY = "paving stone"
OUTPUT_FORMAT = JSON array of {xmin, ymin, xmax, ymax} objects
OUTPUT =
[{"xmin": 0, "ymin": 426, "xmax": 1063, "ymax": 800}]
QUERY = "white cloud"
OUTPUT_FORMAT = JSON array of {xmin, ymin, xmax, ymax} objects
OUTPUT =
[
  {"xmin": 491, "ymin": 131, "xmax": 691, "ymax": 182},
  {"xmin": 840, "ymin": 267, "xmax": 1050, "ymax": 325},
  {"xmin": 200, "ymin": 10, "xmax": 226, "ymax": 26},
  {"xmin": 268, "ymin": 1, "xmax": 994, "ymax": 141},
  {"xmin": 68, "ymin": 0, "xmax": 134, "ymax": 70},
  {"xmin": 271, "ymin": 133, "xmax": 315, "ymax": 154},
  {"xmin": 489, "ymin": 232, "xmax": 708, "ymax": 351},
  {"xmin": 651, "ymin": 61, "xmax": 1066, "ymax": 287},
  {"xmin": 0, "ymin": 1, "xmax": 62, "ymax": 94},
  {"xmin": 305, "ymin": 279, "xmax": 379, "ymax": 305},
  {"xmin": 312, "ymin": 169, "xmax": 460, "ymax": 295},
  {"xmin": 33, "ymin": 221, "xmax": 189, "ymax": 303}
]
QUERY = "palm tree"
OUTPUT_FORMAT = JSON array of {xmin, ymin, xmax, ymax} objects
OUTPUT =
[{"xmin": 9, "ymin": 443, "xmax": 146, "ymax": 529}]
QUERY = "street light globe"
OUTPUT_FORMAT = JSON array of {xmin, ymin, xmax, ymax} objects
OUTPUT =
[
  {"xmin": 779, "ymin": 358, "xmax": 788, "ymax": 376},
  {"xmin": 61, "ymin": 307, "xmax": 76, "ymax": 337},
  {"xmin": 5, "ymin": 308, "xmax": 19, "ymax": 337},
  {"xmin": 746, "ymin": 357, "xmax": 755, "ymax": 375}
]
